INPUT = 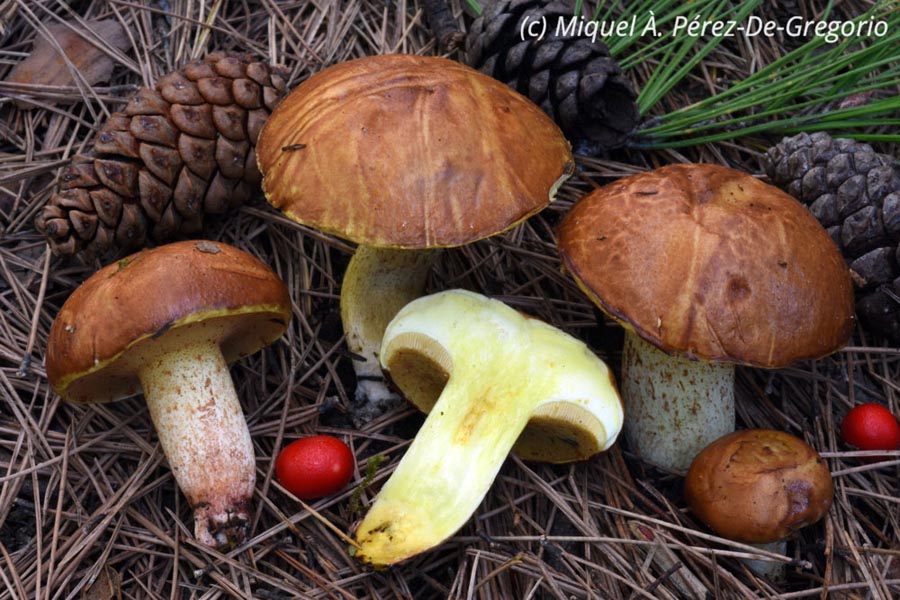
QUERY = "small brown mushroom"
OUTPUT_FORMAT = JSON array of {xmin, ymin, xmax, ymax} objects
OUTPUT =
[
  {"xmin": 45, "ymin": 240, "xmax": 292, "ymax": 548},
  {"xmin": 557, "ymin": 164, "xmax": 855, "ymax": 471},
  {"xmin": 684, "ymin": 429, "xmax": 833, "ymax": 577}
]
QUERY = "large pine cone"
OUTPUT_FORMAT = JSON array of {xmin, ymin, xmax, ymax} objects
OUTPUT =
[
  {"xmin": 764, "ymin": 132, "xmax": 900, "ymax": 342},
  {"xmin": 465, "ymin": 0, "xmax": 640, "ymax": 154},
  {"xmin": 36, "ymin": 51, "xmax": 289, "ymax": 261}
]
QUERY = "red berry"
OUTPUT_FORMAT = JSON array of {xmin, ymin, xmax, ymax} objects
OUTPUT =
[
  {"xmin": 275, "ymin": 435, "xmax": 355, "ymax": 499},
  {"xmin": 840, "ymin": 404, "xmax": 900, "ymax": 463}
]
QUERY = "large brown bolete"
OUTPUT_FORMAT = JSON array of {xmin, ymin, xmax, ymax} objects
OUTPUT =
[
  {"xmin": 45, "ymin": 240, "xmax": 292, "ymax": 548},
  {"xmin": 558, "ymin": 164, "xmax": 854, "ymax": 471},
  {"xmin": 256, "ymin": 54, "xmax": 573, "ymax": 424}
]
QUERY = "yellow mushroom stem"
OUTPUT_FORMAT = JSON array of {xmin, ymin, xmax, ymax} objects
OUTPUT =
[
  {"xmin": 352, "ymin": 290, "xmax": 623, "ymax": 567},
  {"xmin": 137, "ymin": 329, "xmax": 255, "ymax": 549},
  {"xmin": 621, "ymin": 332, "xmax": 734, "ymax": 473},
  {"xmin": 340, "ymin": 245, "xmax": 438, "ymax": 423}
]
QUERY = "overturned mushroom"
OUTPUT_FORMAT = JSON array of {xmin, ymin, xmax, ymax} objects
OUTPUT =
[
  {"xmin": 257, "ymin": 54, "xmax": 573, "ymax": 424},
  {"xmin": 45, "ymin": 240, "xmax": 292, "ymax": 548},
  {"xmin": 352, "ymin": 289, "xmax": 623, "ymax": 567},
  {"xmin": 557, "ymin": 164, "xmax": 854, "ymax": 472}
]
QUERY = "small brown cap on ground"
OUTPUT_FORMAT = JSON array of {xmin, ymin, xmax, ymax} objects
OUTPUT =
[
  {"xmin": 684, "ymin": 429, "xmax": 833, "ymax": 544},
  {"xmin": 46, "ymin": 240, "xmax": 291, "ymax": 403},
  {"xmin": 257, "ymin": 54, "xmax": 573, "ymax": 249},
  {"xmin": 557, "ymin": 163, "xmax": 854, "ymax": 367}
]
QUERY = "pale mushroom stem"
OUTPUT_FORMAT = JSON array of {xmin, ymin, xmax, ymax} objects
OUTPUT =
[
  {"xmin": 621, "ymin": 331, "xmax": 735, "ymax": 472},
  {"xmin": 340, "ymin": 245, "xmax": 438, "ymax": 424},
  {"xmin": 138, "ymin": 336, "xmax": 255, "ymax": 549},
  {"xmin": 744, "ymin": 540, "xmax": 789, "ymax": 580},
  {"xmin": 353, "ymin": 372, "xmax": 540, "ymax": 567}
]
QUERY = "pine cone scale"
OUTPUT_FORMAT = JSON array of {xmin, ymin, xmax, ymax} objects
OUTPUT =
[
  {"xmin": 131, "ymin": 115, "xmax": 178, "ymax": 147},
  {"xmin": 198, "ymin": 77, "xmax": 233, "ymax": 105},
  {"xmin": 91, "ymin": 189, "xmax": 122, "ymax": 226},
  {"xmin": 60, "ymin": 158, "xmax": 100, "ymax": 189},
  {"xmin": 212, "ymin": 104, "xmax": 247, "ymax": 140},
  {"xmin": 171, "ymin": 104, "xmax": 217, "ymax": 139},
  {"xmin": 124, "ymin": 89, "xmax": 169, "ymax": 116}
]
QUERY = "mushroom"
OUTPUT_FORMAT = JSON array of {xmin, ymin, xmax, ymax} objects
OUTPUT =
[
  {"xmin": 557, "ymin": 164, "xmax": 854, "ymax": 472},
  {"xmin": 256, "ymin": 54, "xmax": 573, "ymax": 424},
  {"xmin": 45, "ymin": 240, "xmax": 292, "ymax": 548},
  {"xmin": 684, "ymin": 429, "xmax": 834, "ymax": 578},
  {"xmin": 351, "ymin": 289, "xmax": 623, "ymax": 567}
]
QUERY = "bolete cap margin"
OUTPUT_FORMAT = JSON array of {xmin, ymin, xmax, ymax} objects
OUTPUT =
[
  {"xmin": 557, "ymin": 164, "xmax": 855, "ymax": 471},
  {"xmin": 256, "ymin": 54, "xmax": 574, "ymax": 423}
]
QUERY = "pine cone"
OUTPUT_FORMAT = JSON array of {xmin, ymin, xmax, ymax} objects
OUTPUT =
[
  {"xmin": 465, "ymin": 0, "xmax": 640, "ymax": 154},
  {"xmin": 36, "ymin": 51, "xmax": 289, "ymax": 261},
  {"xmin": 764, "ymin": 132, "xmax": 900, "ymax": 342}
]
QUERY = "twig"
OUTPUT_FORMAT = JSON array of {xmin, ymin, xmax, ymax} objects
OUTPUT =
[{"xmin": 16, "ymin": 246, "xmax": 50, "ymax": 378}]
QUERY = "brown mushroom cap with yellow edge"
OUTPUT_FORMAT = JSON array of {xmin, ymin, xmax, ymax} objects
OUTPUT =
[
  {"xmin": 256, "ymin": 53, "xmax": 574, "ymax": 249},
  {"xmin": 684, "ymin": 429, "xmax": 834, "ymax": 544},
  {"xmin": 557, "ymin": 163, "xmax": 854, "ymax": 366},
  {"xmin": 46, "ymin": 239, "xmax": 292, "ymax": 404}
]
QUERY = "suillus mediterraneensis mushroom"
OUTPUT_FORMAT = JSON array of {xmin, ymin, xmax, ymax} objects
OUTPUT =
[
  {"xmin": 46, "ymin": 240, "xmax": 292, "ymax": 548},
  {"xmin": 257, "ymin": 54, "xmax": 573, "ymax": 424},
  {"xmin": 351, "ymin": 289, "xmax": 623, "ymax": 567},
  {"xmin": 557, "ymin": 164, "xmax": 854, "ymax": 472}
]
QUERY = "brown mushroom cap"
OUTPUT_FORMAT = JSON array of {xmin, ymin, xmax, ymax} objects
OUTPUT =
[
  {"xmin": 684, "ymin": 429, "xmax": 833, "ymax": 544},
  {"xmin": 46, "ymin": 240, "xmax": 292, "ymax": 404},
  {"xmin": 557, "ymin": 164, "xmax": 854, "ymax": 367},
  {"xmin": 257, "ymin": 54, "xmax": 573, "ymax": 249}
]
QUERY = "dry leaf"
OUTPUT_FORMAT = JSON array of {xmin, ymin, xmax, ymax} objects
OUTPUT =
[
  {"xmin": 6, "ymin": 19, "xmax": 129, "ymax": 108},
  {"xmin": 81, "ymin": 566, "xmax": 121, "ymax": 600}
]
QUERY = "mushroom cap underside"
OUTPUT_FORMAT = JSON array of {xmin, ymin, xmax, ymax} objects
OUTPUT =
[
  {"xmin": 557, "ymin": 163, "xmax": 854, "ymax": 367},
  {"xmin": 257, "ymin": 54, "xmax": 573, "ymax": 249},
  {"xmin": 379, "ymin": 289, "xmax": 624, "ymax": 463},
  {"xmin": 46, "ymin": 240, "xmax": 292, "ymax": 403},
  {"xmin": 684, "ymin": 429, "xmax": 834, "ymax": 544}
]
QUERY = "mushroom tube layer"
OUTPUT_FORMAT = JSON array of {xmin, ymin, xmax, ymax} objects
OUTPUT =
[{"xmin": 351, "ymin": 289, "xmax": 623, "ymax": 567}]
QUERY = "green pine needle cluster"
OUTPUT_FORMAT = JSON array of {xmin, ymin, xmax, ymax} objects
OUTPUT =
[
  {"xmin": 463, "ymin": 1, "xmax": 900, "ymax": 149},
  {"xmin": 628, "ymin": 1, "xmax": 900, "ymax": 148}
]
